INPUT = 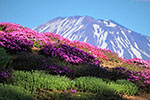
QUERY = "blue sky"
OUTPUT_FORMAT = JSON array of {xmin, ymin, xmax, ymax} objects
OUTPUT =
[{"xmin": 0, "ymin": 0, "xmax": 150, "ymax": 36}]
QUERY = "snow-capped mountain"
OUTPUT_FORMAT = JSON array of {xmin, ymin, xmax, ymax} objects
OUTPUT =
[{"xmin": 33, "ymin": 16, "xmax": 150, "ymax": 60}]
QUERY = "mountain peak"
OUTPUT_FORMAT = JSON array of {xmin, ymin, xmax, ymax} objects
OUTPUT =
[{"xmin": 33, "ymin": 16, "xmax": 150, "ymax": 60}]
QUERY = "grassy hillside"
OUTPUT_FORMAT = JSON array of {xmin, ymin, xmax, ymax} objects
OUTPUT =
[{"xmin": 0, "ymin": 22, "xmax": 150, "ymax": 100}]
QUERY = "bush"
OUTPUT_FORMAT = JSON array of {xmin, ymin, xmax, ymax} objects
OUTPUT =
[
  {"xmin": 110, "ymin": 79, "xmax": 138, "ymax": 95},
  {"xmin": 41, "ymin": 59, "xmax": 102, "ymax": 79},
  {"xmin": 0, "ymin": 31, "xmax": 33, "ymax": 53},
  {"xmin": 0, "ymin": 68, "xmax": 14, "ymax": 83},
  {"xmin": 12, "ymin": 71, "xmax": 73, "ymax": 93},
  {"xmin": 41, "ymin": 58, "xmax": 126, "ymax": 80},
  {"xmin": 33, "ymin": 41, "xmax": 42, "ymax": 48},
  {"xmin": 39, "ymin": 43, "xmax": 100, "ymax": 65},
  {"xmin": 0, "ymin": 47, "xmax": 11, "ymax": 68},
  {"xmin": 41, "ymin": 62, "xmax": 73, "ymax": 78},
  {"xmin": 11, "ymin": 70, "xmax": 138, "ymax": 99},
  {"xmin": 74, "ymin": 77, "xmax": 109, "ymax": 93},
  {"xmin": 0, "ymin": 84, "xmax": 33, "ymax": 100},
  {"xmin": 67, "ymin": 63, "xmax": 104, "ymax": 78},
  {"xmin": 67, "ymin": 65, "xmax": 127, "ymax": 80},
  {"xmin": 74, "ymin": 77, "xmax": 138, "ymax": 95},
  {"xmin": 115, "ymin": 67, "xmax": 150, "ymax": 92},
  {"xmin": 12, "ymin": 52, "xmax": 45, "ymax": 70},
  {"xmin": 0, "ymin": 47, "xmax": 12, "ymax": 83}
]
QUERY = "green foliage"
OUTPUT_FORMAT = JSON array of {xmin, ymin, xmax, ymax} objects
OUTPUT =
[
  {"xmin": 42, "ymin": 57, "xmax": 126, "ymax": 81},
  {"xmin": 10, "ymin": 70, "xmax": 138, "ymax": 99},
  {"xmin": 102, "ymin": 50, "xmax": 122, "ymax": 63},
  {"xmin": 12, "ymin": 71, "xmax": 73, "ymax": 93},
  {"xmin": 115, "ymin": 80, "xmax": 138, "ymax": 95},
  {"xmin": 68, "ymin": 63, "xmax": 102, "ymax": 78},
  {"xmin": 0, "ymin": 26, "xmax": 6, "ymax": 31},
  {"xmin": 121, "ymin": 62, "xmax": 142, "ymax": 72},
  {"xmin": 0, "ymin": 83, "xmax": 33, "ymax": 100},
  {"xmin": 0, "ymin": 48, "xmax": 11, "ymax": 68},
  {"xmin": 74, "ymin": 77, "xmax": 138, "ymax": 95},
  {"xmin": 109, "ymin": 79, "xmax": 138, "ymax": 95},
  {"xmin": 33, "ymin": 41, "xmax": 42, "ymax": 48},
  {"xmin": 74, "ymin": 77, "xmax": 113, "ymax": 94},
  {"xmin": 12, "ymin": 52, "xmax": 45, "ymax": 70},
  {"xmin": 40, "ymin": 57, "xmax": 102, "ymax": 79},
  {"xmin": 0, "ymin": 68, "xmax": 14, "ymax": 84}
]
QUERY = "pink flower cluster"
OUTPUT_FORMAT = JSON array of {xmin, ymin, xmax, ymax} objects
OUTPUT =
[
  {"xmin": 43, "ymin": 32, "xmax": 109, "ymax": 61},
  {"xmin": 39, "ymin": 43, "xmax": 99, "ymax": 64},
  {"xmin": 127, "ymin": 58, "xmax": 150, "ymax": 68},
  {"xmin": 0, "ymin": 31, "xmax": 33, "ymax": 52},
  {"xmin": 1, "ymin": 22, "xmax": 149, "ymax": 65},
  {"xmin": 70, "ymin": 90, "xmax": 77, "ymax": 93},
  {"xmin": 41, "ymin": 61, "xmax": 72, "ymax": 75},
  {"xmin": 116, "ymin": 67, "xmax": 150, "ymax": 91},
  {"xmin": 0, "ymin": 22, "xmax": 113, "ymax": 61},
  {"xmin": 0, "ymin": 22, "xmax": 53, "ymax": 46},
  {"xmin": 0, "ymin": 68, "xmax": 14, "ymax": 83}
]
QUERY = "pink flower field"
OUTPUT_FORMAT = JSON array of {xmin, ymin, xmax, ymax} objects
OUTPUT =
[{"xmin": 0, "ymin": 22, "xmax": 150, "ymax": 100}]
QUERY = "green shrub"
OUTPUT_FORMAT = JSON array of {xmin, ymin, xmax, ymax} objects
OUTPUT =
[
  {"xmin": 0, "ymin": 83, "xmax": 33, "ymax": 100},
  {"xmin": 102, "ymin": 50, "xmax": 122, "ymax": 63},
  {"xmin": 115, "ymin": 79, "xmax": 138, "ymax": 95},
  {"xmin": 67, "ymin": 63, "xmax": 102, "ymax": 78},
  {"xmin": 40, "ymin": 57, "xmax": 103, "ymax": 79},
  {"xmin": 0, "ymin": 48, "xmax": 12, "ymax": 83},
  {"xmin": 43, "ymin": 61, "xmax": 103, "ymax": 79},
  {"xmin": 74, "ymin": 77, "xmax": 113, "ymax": 94},
  {"xmin": 0, "ymin": 47, "xmax": 11, "ymax": 68},
  {"xmin": 12, "ymin": 70, "xmax": 73, "ymax": 93},
  {"xmin": 12, "ymin": 52, "xmax": 45, "ymax": 70},
  {"xmin": 11, "ymin": 70, "xmax": 138, "ymax": 99},
  {"xmin": 0, "ymin": 68, "xmax": 14, "ymax": 83},
  {"xmin": 42, "ymin": 58, "xmax": 126, "ymax": 80},
  {"xmin": 74, "ymin": 77, "xmax": 138, "ymax": 95},
  {"xmin": 33, "ymin": 41, "xmax": 42, "ymax": 48},
  {"xmin": 0, "ymin": 26, "xmax": 6, "ymax": 31}
]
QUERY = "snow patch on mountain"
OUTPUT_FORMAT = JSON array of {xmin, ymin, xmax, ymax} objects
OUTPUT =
[
  {"xmin": 33, "ymin": 16, "xmax": 150, "ymax": 60},
  {"xmin": 100, "ymin": 32, "xmax": 108, "ymax": 49},
  {"xmin": 104, "ymin": 21, "xmax": 117, "ymax": 27},
  {"xmin": 130, "ymin": 45, "xmax": 142, "ymax": 59}
]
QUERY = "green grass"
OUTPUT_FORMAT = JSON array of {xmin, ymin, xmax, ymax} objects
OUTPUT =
[
  {"xmin": 110, "ymin": 79, "xmax": 138, "ymax": 95},
  {"xmin": 0, "ymin": 47, "xmax": 11, "ymax": 68},
  {"xmin": 11, "ymin": 70, "xmax": 73, "ymax": 93},
  {"xmin": 74, "ymin": 77, "xmax": 138, "ymax": 95},
  {"xmin": 0, "ymin": 69, "xmax": 138, "ymax": 100},
  {"xmin": 0, "ymin": 83, "xmax": 33, "ymax": 100},
  {"xmin": 11, "ymin": 70, "xmax": 138, "ymax": 95}
]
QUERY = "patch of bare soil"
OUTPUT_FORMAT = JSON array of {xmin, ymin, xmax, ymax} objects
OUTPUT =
[
  {"xmin": 123, "ymin": 93, "xmax": 150, "ymax": 100},
  {"xmin": 31, "ymin": 47, "xmax": 40, "ymax": 55}
]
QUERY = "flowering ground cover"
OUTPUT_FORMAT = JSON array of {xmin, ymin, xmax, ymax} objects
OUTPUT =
[{"xmin": 0, "ymin": 22, "xmax": 150, "ymax": 100}]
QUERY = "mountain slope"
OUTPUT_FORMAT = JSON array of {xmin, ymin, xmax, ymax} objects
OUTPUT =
[{"xmin": 33, "ymin": 16, "xmax": 150, "ymax": 60}]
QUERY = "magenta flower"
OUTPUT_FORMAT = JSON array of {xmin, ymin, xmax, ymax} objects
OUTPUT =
[
  {"xmin": 144, "ymin": 81, "xmax": 150, "ymax": 84},
  {"xmin": 70, "ymin": 90, "xmax": 77, "ymax": 93},
  {"xmin": 0, "ymin": 72, "xmax": 8, "ymax": 78}
]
